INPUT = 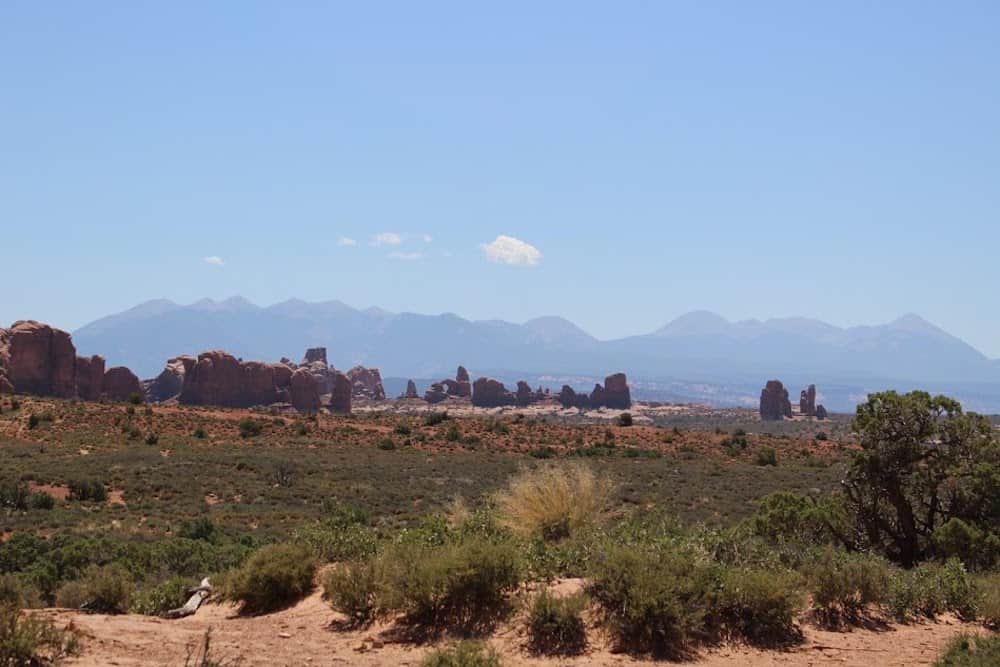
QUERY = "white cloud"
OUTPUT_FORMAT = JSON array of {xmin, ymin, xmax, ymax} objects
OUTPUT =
[
  {"xmin": 388, "ymin": 251, "xmax": 422, "ymax": 261},
  {"xmin": 203, "ymin": 256, "xmax": 225, "ymax": 266},
  {"xmin": 338, "ymin": 237, "xmax": 357, "ymax": 247},
  {"xmin": 422, "ymin": 234, "xmax": 434, "ymax": 243},
  {"xmin": 372, "ymin": 232, "xmax": 402, "ymax": 246},
  {"xmin": 480, "ymin": 235, "xmax": 541, "ymax": 266}
]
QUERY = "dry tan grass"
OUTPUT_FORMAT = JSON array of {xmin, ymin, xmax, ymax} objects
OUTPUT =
[{"xmin": 495, "ymin": 463, "xmax": 613, "ymax": 540}]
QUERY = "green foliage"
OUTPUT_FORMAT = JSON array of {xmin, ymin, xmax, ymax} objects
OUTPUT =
[
  {"xmin": 528, "ymin": 447, "xmax": 556, "ymax": 459},
  {"xmin": 755, "ymin": 448, "xmax": 778, "ymax": 467},
  {"xmin": 715, "ymin": 567, "xmax": 803, "ymax": 645},
  {"xmin": 221, "ymin": 543, "xmax": 316, "ymax": 615},
  {"xmin": 0, "ymin": 482, "xmax": 55, "ymax": 512},
  {"xmin": 179, "ymin": 517, "xmax": 217, "ymax": 542},
  {"xmin": 420, "ymin": 641, "xmax": 502, "ymax": 667},
  {"xmin": 424, "ymin": 411, "xmax": 449, "ymax": 426},
  {"xmin": 0, "ymin": 600, "xmax": 78, "ymax": 666},
  {"xmin": 67, "ymin": 478, "xmax": 107, "ymax": 502},
  {"xmin": 144, "ymin": 433, "xmax": 159, "ymax": 446},
  {"xmin": 977, "ymin": 573, "xmax": 1000, "ymax": 629},
  {"xmin": 293, "ymin": 502, "xmax": 378, "ymax": 562},
  {"xmin": 56, "ymin": 563, "xmax": 134, "ymax": 614},
  {"xmin": 394, "ymin": 423, "xmax": 412, "ymax": 436},
  {"xmin": 748, "ymin": 492, "xmax": 846, "ymax": 548},
  {"xmin": 378, "ymin": 438, "xmax": 396, "ymax": 451},
  {"xmin": 322, "ymin": 561, "xmax": 377, "ymax": 625},
  {"xmin": 587, "ymin": 544, "xmax": 717, "ymax": 657},
  {"xmin": 131, "ymin": 576, "xmax": 191, "ymax": 616},
  {"xmin": 526, "ymin": 591, "xmax": 587, "ymax": 655},
  {"xmin": 128, "ymin": 393, "xmax": 143, "ymax": 405},
  {"xmin": 845, "ymin": 391, "xmax": 999, "ymax": 566},
  {"xmin": 237, "ymin": 419, "xmax": 263, "ymax": 439},
  {"xmin": 26, "ymin": 415, "xmax": 40, "ymax": 430},
  {"xmin": 802, "ymin": 549, "xmax": 889, "ymax": 627},
  {"xmin": 193, "ymin": 427, "xmax": 207, "ymax": 439},
  {"xmin": 888, "ymin": 558, "xmax": 979, "ymax": 622},
  {"xmin": 617, "ymin": 413, "xmax": 633, "ymax": 427},
  {"xmin": 375, "ymin": 537, "xmax": 522, "ymax": 629},
  {"xmin": 934, "ymin": 634, "xmax": 1000, "ymax": 667},
  {"xmin": 183, "ymin": 629, "xmax": 243, "ymax": 667},
  {"xmin": 932, "ymin": 519, "xmax": 1000, "ymax": 571}
]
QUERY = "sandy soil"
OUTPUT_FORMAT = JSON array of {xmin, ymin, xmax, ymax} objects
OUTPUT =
[{"xmin": 39, "ymin": 589, "xmax": 979, "ymax": 667}]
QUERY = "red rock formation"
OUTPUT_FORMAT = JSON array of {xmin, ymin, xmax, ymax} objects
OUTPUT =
[
  {"xmin": 179, "ymin": 350, "xmax": 278, "ymax": 407},
  {"xmin": 472, "ymin": 377, "xmax": 515, "ymax": 407},
  {"xmin": 404, "ymin": 379, "xmax": 419, "ymax": 399},
  {"xmin": 815, "ymin": 405, "xmax": 828, "ymax": 420},
  {"xmin": 456, "ymin": 366, "xmax": 470, "ymax": 383},
  {"xmin": 272, "ymin": 363, "xmax": 294, "ymax": 390},
  {"xmin": 75, "ymin": 355, "xmax": 105, "ymax": 401},
  {"xmin": 290, "ymin": 367, "xmax": 320, "ymax": 413},
  {"xmin": 589, "ymin": 383, "xmax": 605, "ymax": 408},
  {"xmin": 0, "ymin": 321, "xmax": 77, "ymax": 397},
  {"xmin": 145, "ymin": 355, "xmax": 193, "ymax": 402},
  {"xmin": 515, "ymin": 381, "xmax": 536, "ymax": 407},
  {"xmin": 329, "ymin": 371, "xmax": 352, "ymax": 413},
  {"xmin": 760, "ymin": 380, "xmax": 793, "ymax": 420},
  {"xmin": 602, "ymin": 373, "xmax": 631, "ymax": 410},
  {"xmin": 347, "ymin": 366, "xmax": 385, "ymax": 400},
  {"xmin": 103, "ymin": 366, "xmax": 142, "ymax": 402},
  {"xmin": 301, "ymin": 347, "xmax": 327, "ymax": 365},
  {"xmin": 424, "ymin": 382, "xmax": 448, "ymax": 404},
  {"xmin": 799, "ymin": 384, "xmax": 817, "ymax": 417},
  {"xmin": 558, "ymin": 385, "xmax": 590, "ymax": 409}
]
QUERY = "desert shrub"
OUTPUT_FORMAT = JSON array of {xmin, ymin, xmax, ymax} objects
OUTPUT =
[
  {"xmin": 376, "ymin": 538, "xmax": 522, "ymax": 629},
  {"xmin": 888, "ymin": 558, "xmax": 978, "ymax": 621},
  {"xmin": 193, "ymin": 427, "xmax": 207, "ymax": 439},
  {"xmin": 495, "ymin": 464, "xmax": 611, "ymax": 542},
  {"xmin": 8, "ymin": 400, "xmax": 18, "ymax": 411},
  {"xmin": 179, "ymin": 517, "xmax": 217, "ymax": 542},
  {"xmin": 221, "ymin": 543, "xmax": 316, "ymax": 615},
  {"xmin": 932, "ymin": 519, "xmax": 1000, "ymax": 571},
  {"xmin": 322, "ymin": 561, "xmax": 377, "ymax": 625},
  {"xmin": 128, "ymin": 393, "xmax": 142, "ymax": 405},
  {"xmin": 815, "ymin": 431, "xmax": 829, "ymax": 441},
  {"xmin": 122, "ymin": 423, "xmax": 141, "ymax": 440},
  {"xmin": 802, "ymin": 549, "xmax": 889, "ymax": 627},
  {"xmin": 67, "ymin": 479, "xmax": 107, "ymax": 503},
  {"xmin": 56, "ymin": 563, "xmax": 133, "ymax": 614},
  {"xmin": 748, "ymin": 492, "xmax": 846, "ymax": 548},
  {"xmin": 394, "ymin": 423, "xmax": 412, "ymax": 436},
  {"xmin": 424, "ymin": 411, "xmax": 449, "ymax": 426},
  {"xmin": 444, "ymin": 424, "xmax": 462, "ymax": 442},
  {"xmin": 528, "ymin": 446, "xmax": 556, "ymax": 459},
  {"xmin": 378, "ymin": 438, "xmax": 396, "ymax": 451},
  {"xmin": 237, "ymin": 418, "xmax": 263, "ymax": 439},
  {"xmin": 934, "ymin": 633, "xmax": 1000, "ymax": 667},
  {"xmin": 0, "ymin": 600, "xmax": 78, "ymax": 666},
  {"xmin": 420, "ymin": 641, "xmax": 501, "ymax": 667},
  {"xmin": 26, "ymin": 415, "xmax": 41, "ymax": 430},
  {"xmin": 183, "ymin": 629, "xmax": 242, "ymax": 667},
  {"xmin": 144, "ymin": 432, "xmax": 159, "ymax": 446},
  {"xmin": 0, "ymin": 576, "xmax": 41, "ymax": 610},
  {"xmin": 587, "ymin": 544, "xmax": 717, "ymax": 657},
  {"xmin": 755, "ymin": 448, "xmax": 778, "ymax": 467},
  {"xmin": 715, "ymin": 568, "xmax": 803, "ymax": 646},
  {"xmin": 29, "ymin": 492, "xmax": 54, "ymax": 511},
  {"xmin": 526, "ymin": 590, "xmax": 587, "ymax": 655},
  {"xmin": 131, "ymin": 576, "xmax": 191, "ymax": 616},
  {"xmin": 977, "ymin": 574, "xmax": 1000, "ymax": 629},
  {"xmin": 293, "ymin": 503, "xmax": 378, "ymax": 562},
  {"xmin": 617, "ymin": 413, "xmax": 633, "ymax": 427}
]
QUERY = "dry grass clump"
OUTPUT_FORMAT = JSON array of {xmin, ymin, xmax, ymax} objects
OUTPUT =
[{"xmin": 495, "ymin": 463, "xmax": 612, "ymax": 541}]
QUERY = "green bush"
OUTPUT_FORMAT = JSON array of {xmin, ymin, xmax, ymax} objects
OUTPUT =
[
  {"xmin": 131, "ymin": 576, "xmax": 191, "ymax": 616},
  {"xmin": 588, "ymin": 544, "xmax": 717, "ymax": 657},
  {"xmin": 28, "ymin": 492, "xmax": 54, "ymax": 511},
  {"xmin": 0, "ymin": 575, "xmax": 41, "ymax": 610},
  {"xmin": 932, "ymin": 519, "xmax": 1000, "ymax": 571},
  {"xmin": 526, "ymin": 590, "xmax": 587, "ymax": 655},
  {"xmin": 617, "ymin": 413, "xmax": 633, "ymax": 427},
  {"xmin": 715, "ymin": 567, "xmax": 803, "ymax": 645},
  {"xmin": 68, "ymin": 479, "xmax": 107, "ymax": 502},
  {"xmin": 424, "ymin": 411, "xmax": 449, "ymax": 426},
  {"xmin": 0, "ymin": 600, "xmax": 78, "ymax": 666},
  {"xmin": 128, "ymin": 393, "xmax": 143, "ymax": 405},
  {"xmin": 221, "ymin": 543, "xmax": 316, "ymax": 615},
  {"xmin": 888, "ymin": 559, "xmax": 978, "ymax": 622},
  {"xmin": 420, "ymin": 641, "xmax": 502, "ymax": 667},
  {"xmin": 193, "ymin": 427, "xmax": 207, "ymax": 439},
  {"xmin": 144, "ymin": 433, "xmax": 159, "ymax": 446},
  {"xmin": 394, "ymin": 423, "xmax": 412, "ymax": 436},
  {"xmin": 378, "ymin": 438, "xmax": 396, "ymax": 451},
  {"xmin": 55, "ymin": 563, "xmax": 133, "ymax": 614},
  {"xmin": 802, "ymin": 549, "xmax": 889, "ymax": 627},
  {"xmin": 376, "ymin": 538, "xmax": 522, "ymax": 629},
  {"xmin": 237, "ymin": 419, "xmax": 263, "ymax": 439},
  {"xmin": 934, "ymin": 634, "xmax": 1000, "ymax": 667},
  {"xmin": 322, "ymin": 561, "xmax": 377, "ymax": 625},
  {"xmin": 755, "ymin": 448, "xmax": 778, "ymax": 467},
  {"xmin": 977, "ymin": 573, "xmax": 1000, "ymax": 629}
]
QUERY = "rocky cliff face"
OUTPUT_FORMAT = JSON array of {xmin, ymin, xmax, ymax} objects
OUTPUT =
[
  {"xmin": 347, "ymin": 366, "xmax": 385, "ymax": 400},
  {"xmin": 179, "ymin": 351, "xmax": 279, "ymax": 407},
  {"xmin": 471, "ymin": 377, "xmax": 516, "ymax": 407},
  {"xmin": 290, "ymin": 367, "xmax": 321, "ymax": 413},
  {"xmin": 103, "ymin": 366, "xmax": 142, "ymax": 401},
  {"xmin": 75, "ymin": 355, "xmax": 105, "ymax": 401},
  {"xmin": 403, "ymin": 379, "xmax": 419, "ymax": 398},
  {"xmin": 329, "ymin": 371, "xmax": 352, "ymax": 413},
  {"xmin": 799, "ymin": 384, "xmax": 817, "ymax": 416},
  {"xmin": 144, "ymin": 356, "xmax": 193, "ymax": 402},
  {"xmin": 556, "ymin": 373, "xmax": 631, "ymax": 410},
  {"xmin": 0, "ymin": 321, "xmax": 77, "ymax": 398},
  {"xmin": 760, "ymin": 380, "xmax": 793, "ymax": 420}
]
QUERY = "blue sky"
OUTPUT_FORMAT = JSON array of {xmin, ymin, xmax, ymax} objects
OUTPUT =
[{"xmin": 2, "ymin": 2, "xmax": 999, "ymax": 355}]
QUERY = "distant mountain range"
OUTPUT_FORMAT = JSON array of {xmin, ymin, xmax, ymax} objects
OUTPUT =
[{"xmin": 70, "ymin": 298, "xmax": 1000, "ymax": 413}]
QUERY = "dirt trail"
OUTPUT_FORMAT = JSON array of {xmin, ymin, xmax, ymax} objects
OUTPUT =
[{"xmin": 40, "ymin": 591, "xmax": 979, "ymax": 667}]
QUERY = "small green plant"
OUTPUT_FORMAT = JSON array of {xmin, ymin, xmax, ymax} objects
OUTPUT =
[
  {"xmin": 755, "ymin": 448, "xmax": 778, "ymax": 467},
  {"xmin": 617, "ymin": 413, "xmax": 633, "ymax": 427},
  {"xmin": 221, "ymin": 543, "xmax": 316, "ymax": 615},
  {"xmin": 445, "ymin": 424, "xmax": 461, "ymax": 442},
  {"xmin": 193, "ymin": 427, "xmax": 207, "ymax": 439},
  {"xmin": 26, "ymin": 414, "xmax": 41, "ymax": 430},
  {"xmin": 715, "ymin": 568, "xmax": 803, "ymax": 646},
  {"xmin": 238, "ymin": 419, "xmax": 263, "ymax": 439},
  {"xmin": 804, "ymin": 549, "xmax": 889, "ymax": 627},
  {"xmin": 529, "ymin": 446, "xmax": 556, "ymax": 459},
  {"xmin": 294, "ymin": 422, "xmax": 309, "ymax": 436},
  {"xmin": 322, "ymin": 561, "xmax": 377, "ymax": 625},
  {"xmin": 526, "ymin": 591, "xmax": 587, "ymax": 655},
  {"xmin": 0, "ymin": 600, "xmax": 79, "ymax": 665},
  {"xmin": 378, "ymin": 438, "xmax": 396, "ymax": 451},
  {"xmin": 933, "ymin": 633, "xmax": 1000, "ymax": 667},
  {"xmin": 56, "ymin": 564, "xmax": 134, "ymax": 614},
  {"xmin": 424, "ymin": 411, "xmax": 449, "ymax": 426},
  {"xmin": 394, "ymin": 423, "xmax": 412, "ymax": 436},
  {"xmin": 144, "ymin": 432, "xmax": 159, "ymax": 446},
  {"xmin": 128, "ymin": 392, "xmax": 143, "ymax": 405},
  {"xmin": 420, "ymin": 641, "xmax": 502, "ymax": 667},
  {"xmin": 131, "ymin": 576, "xmax": 191, "ymax": 616},
  {"xmin": 815, "ymin": 431, "xmax": 828, "ymax": 441},
  {"xmin": 68, "ymin": 478, "xmax": 107, "ymax": 502}
]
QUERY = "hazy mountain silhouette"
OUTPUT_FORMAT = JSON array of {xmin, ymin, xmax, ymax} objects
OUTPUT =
[{"xmin": 71, "ymin": 298, "xmax": 1000, "ymax": 411}]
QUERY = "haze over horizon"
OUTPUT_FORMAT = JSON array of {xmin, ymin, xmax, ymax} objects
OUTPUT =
[{"xmin": 3, "ymin": 3, "xmax": 999, "ymax": 355}]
